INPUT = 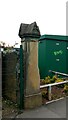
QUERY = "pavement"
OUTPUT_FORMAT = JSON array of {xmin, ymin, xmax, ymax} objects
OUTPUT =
[
  {"xmin": 2, "ymin": 97, "xmax": 68, "ymax": 119},
  {"xmin": 15, "ymin": 97, "xmax": 67, "ymax": 118}
]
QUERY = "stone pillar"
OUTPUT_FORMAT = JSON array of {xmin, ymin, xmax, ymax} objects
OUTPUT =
[
  {"xmin": 21, "ymin": 39, "xmax": 42, "ymax": 109},
  {"xmin": 18, "ymin": 22, "xmax": 42, "ymax": 109}
]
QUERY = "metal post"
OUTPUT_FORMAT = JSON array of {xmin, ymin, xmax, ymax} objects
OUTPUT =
[
  {"xmin": 20, "ymin": 45, "xmax": 24, "ymax": 109},
  {"xmin": 0, "ymin": 48, "xmax": 2, "ymax": 119},
  {"xmin": 49, "ymin": 70, "xmax": 68, "ymax": 77},
  {"xmin": 0, "ymin": 48, "xmax": 2, "ymax": 98},
  {"xmin": 48, "ymin": 86, "xmax": 51, "ymax": 100}
]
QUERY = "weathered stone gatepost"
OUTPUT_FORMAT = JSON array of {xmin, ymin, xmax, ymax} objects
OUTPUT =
[{"xmin": 19, "ymin": 22, "xmax": 42, "ymax": 108}]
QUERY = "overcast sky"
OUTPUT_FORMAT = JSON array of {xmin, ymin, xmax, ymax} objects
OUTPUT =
[{"xmin": 0, "ymin": 0, "xmax": 67, "ymax": 47}]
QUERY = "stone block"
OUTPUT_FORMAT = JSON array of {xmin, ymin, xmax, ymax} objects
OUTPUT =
[{"xmin": 24, "ymin": 92, "xmax": 42, "ymax": 109}]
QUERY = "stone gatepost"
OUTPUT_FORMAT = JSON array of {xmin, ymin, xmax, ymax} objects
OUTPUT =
[{"xmin": 19, "ymin": 22, "xmax": 42, "ymax": 109}]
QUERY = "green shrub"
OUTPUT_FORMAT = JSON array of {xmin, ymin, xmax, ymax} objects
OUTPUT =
[
  {"xmin": 45, "ymin": 76, "xmax": 51, "ymax": 84},
  {"xmin": 49, "ymin": 75, "xmax": 58, "ymax": 83},
  {"xmin": 53, "ymin": 75, "xmax": 58, "ymax": 80},
  {"xmin": 63, "ymin": 85, "xmax": 68, "ymax": 93},
  {"xmin": 55, "ymin": 78, "xmax": 64, "ymax": 83},
  {"xmin": 55, "ymin": 78, "xmax": 64, "ymax": 88},
  {"xmin": 40, "ymin": 79, "xmax": 45, "ymax": 85},
  {"xmin": 42, "ymin": 91, "xmax": 47, "ymax": 98}
]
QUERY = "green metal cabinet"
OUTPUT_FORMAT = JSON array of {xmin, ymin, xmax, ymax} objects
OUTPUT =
[
  {"xmin": 38, "ymin": 35, "xmax": 68, "ymax": 79},
  {"xmin": 66, "ymin": 42, "xmax": 68, "ymax": 74}
]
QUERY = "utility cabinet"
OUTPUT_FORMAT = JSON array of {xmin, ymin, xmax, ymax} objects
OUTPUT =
[{"xmin": 38, "ymin": 35, "xmax": 68, "ymax": 79}]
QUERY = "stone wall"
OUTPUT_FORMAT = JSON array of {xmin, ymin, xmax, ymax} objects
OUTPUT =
[{"xmin": 2, "ymin": 51, "xmax": 18, "ymax": 102}]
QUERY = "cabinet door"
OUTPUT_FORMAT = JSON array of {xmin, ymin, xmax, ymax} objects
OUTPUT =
[{"xmin": 45, "ymin": 40, "xmax": 67, "ymax": 77}]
